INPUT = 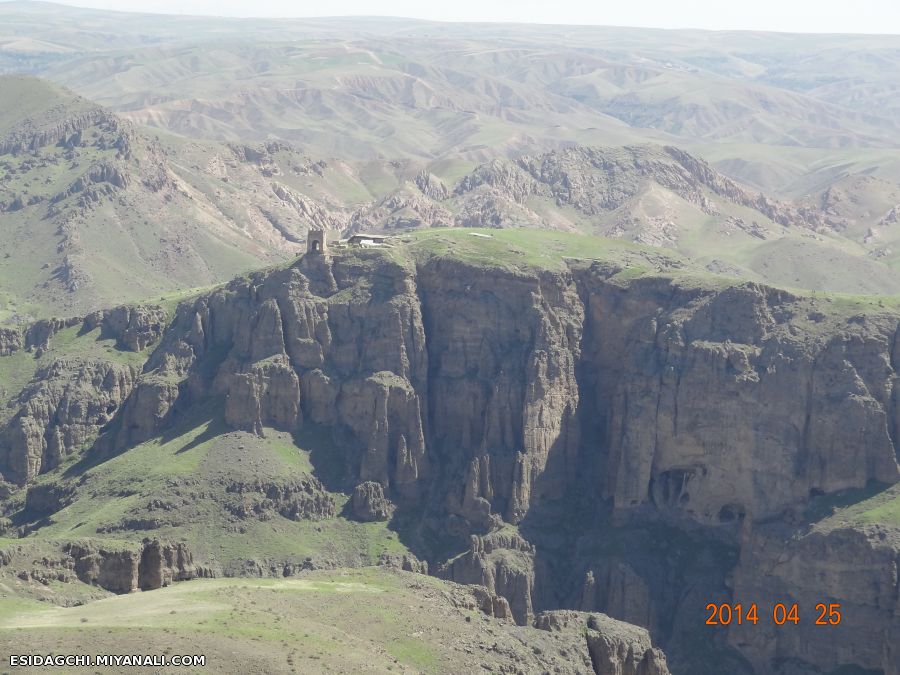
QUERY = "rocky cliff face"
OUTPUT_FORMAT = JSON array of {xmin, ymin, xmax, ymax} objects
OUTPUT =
[
  {"xmin": 534, "ymin": 610, "xmax": 671, "ymax": 675},
  {"xmin": 65, "ymin": 540, "xmax": 198, "ymax": 593},
  {"xmin": 20, "ymin": 249, "xmax": 900, "ymax": 673},
  {"xmin": 1, "ymin": 359, "xmax": 137, "ymax": 483},
  {"xmin": 0, "ymin": 538, "xmax": 201, "ymax": 595},
  {"xmin": 580, "ymin": 277, "xmax": 900, "ymax": 523},
  {"xmin": 0, "ymin": 106, "xmax": 121, "ymax": 158},
  {"xmin": 107, "ymin": 254, "xmax": 900, "ymax": 510},
  {"xmin": 116, "ymin": 254, "xmax": 432, "ymax": 502},
  {"xmin": 0, "ymin": 304, "xmax": 165, "ymax": 484},
  {"xmin": 438, "ymin": 531, "xmax": 539, "ymax": 625},
  {"xmin": 728, "ymin": 521, "xmax": 900, "ymax": 675},
  {"xmin": 419, "ymin": 258, "xmax": 584, "ymax": 526},
  {"xmin": 83, "ymin": 305, "xmax": 167, "ymax": 352}
]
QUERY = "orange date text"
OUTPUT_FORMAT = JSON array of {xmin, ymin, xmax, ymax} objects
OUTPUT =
[{"xmin": 705, "ymin": 602, "xmax": 841, "ymax": 626}]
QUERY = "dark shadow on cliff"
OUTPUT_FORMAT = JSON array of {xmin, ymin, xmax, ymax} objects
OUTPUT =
[
  {"xmin": 61, "ymin": 399, "xmax": 222, "ymax": 480},
  {"xmin": 516, "ymin": 495, "xmax": 751, "ymax": 674},
  {"xmin": 291, "ymin": 422, "xmax": 357, "ymax": 493},
  {"xmin": 173, "ymin": 415, "xmax": 224, "ymax": 454},
  {"xmin": 385, "ymin": 504, "xmax": 461, "ymax": 564},
  {"xmin": 62, "ymin": 437, "xmax": 123, "ymax": 480},
  {"xmin": 292, "ymin": 421, "xmax": 440, "ymax": 562}
]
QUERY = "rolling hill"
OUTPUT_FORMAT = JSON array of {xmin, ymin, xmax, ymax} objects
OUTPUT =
[
  {"xmin": 0, "ymin": 76, "xmax": 354, "ymax": 321},
  {"xmin": 5, "ymin": 2, "xmax": 900, "ymax": 193},
  {"xmin": 5, "ymin": 71, "xmax": 900, "ymax": 321}
]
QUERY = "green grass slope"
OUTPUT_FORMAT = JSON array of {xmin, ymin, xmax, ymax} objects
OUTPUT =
[
  {"xmin": 0, "ymin": 570, "xmax": 522, "ymax": 674},
  {"xmin": 31, "ymin": 413, "xmax": 408, "ymax": 571},
  {"xmin": 0, "ymin": 75, "xmax": 98, "ymax": 135}
]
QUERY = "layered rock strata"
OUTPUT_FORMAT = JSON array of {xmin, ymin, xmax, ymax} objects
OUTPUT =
[
  {"xmin": 18, "ymin": 249, "xmax": 900, "ymax": 672},
  {"xmin": 124, "ymin": 253, "xmax": 900, "ymax": 529},
  {"xmin": 0, "ymin": 304, "xmax": 166, "ymax": 484},
  {"xmin": 64, "ymin": 540, "xmax": 198, "ymax": 593}
]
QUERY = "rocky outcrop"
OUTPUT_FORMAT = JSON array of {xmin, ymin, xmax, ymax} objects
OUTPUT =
[
  {"xmin": 0, "ymin": 305, "xmax": 169, "ymax": 484},
  {"xmin": 535, "ymin": 610, "xmax": 670, "ymax": 675},
  {"xmin": 0, "ymin": 103, "xmax": 113, "ymax": 156},
  {"xmin": 50, "ymin": 159, "xmax": 130, "ymax": 204},
  {"xmin": 455, "ymin": 158, "xmax": 541, "ymax": 202},
  {"xmin": 349, "ymin": 189, "xmax": 453, "ymax": 232},
  {"xmin": 0, "ymin": 306, "xmax": 167, "ymax": 483},
  {"xmin": 377, "ymin": 552, "xmax": 428, "ymax": 574},
  {"xmin": 115, "ymin": 253, "xmax": 432, "ymax": 501},
  {"xmin": 728, "ymin": 521, "xmax": 900, "ymax": 675},
  {"xmin": 454, "ymin": 188, "xmax": 547, "ymax": 229},
  {"xmin": 0, "ymin": 328, "xmax": 22, "ymax": 357},
  {"xmin": 220, "ymin": 356, "xmax": 301, "ymax": 433},
  {"xmin": 112, "ymin": 376, "xmax": 180, "ymax": 450},
  {"xmin": 66, "ymin": 543, "xmax": 136, "ymax": 593},
  {"xmin": 414, "ymin": 170, "xmax": 450, "ymax": 201},
  {"xmin": 472, "ymin": 584, "xmax": 515, "ymax": 620},
  {"xmin": 228, "ymin": 141, "xmax": 291, "ymax": 177},
  {"xmin": 449, "ymin": 145, "xmax": 825, "ymax": 235},
  {"xmin": 574, "ymin": 565, "xmax": 656, "ymax": 634},
  {"xmin": 49, "ymin": 254, "xmax": 90, "ymax": 294},
  {"xmin": 438, "ymin": 532, "xmax": 537, "ymax": 625},
  {"xmin": 350, "ymin": 481, "xmax": 394, "ymax": 521},
  {"xmin": 223, "ymin": 477, "xmax": 336, "ymax": 521},
  {"xmin": 271, "ymin": 183, "xmax": 348, "ymax": 233},
  {"xmin": 880, "ymin": 205, "xmax": 900, "ymax": 227},
  {"xmin": 83, "ymin": 305, "xmax": 167, "ymax": 352},
  {"xmin": 6, "ymin": 304, "xmax": 164, "ymax": 357},
  {"xmin": 661, "ymin": 146, "xmax": 821, "ymax": 229},
  {"xmin": 447, "ymin": 583, "xmax": 514, "ymax": 620},
  {"xmin": 65, "ymin": 540, "xmax": 196, "ymax": 593},
  {"xmin": 137, "ymin": 541, "xmax": 197, "ymax": 591},
  {"xmin": 585, "ymin": 614, "xmax": 670, "ymax": 675},
  {"xmin": 1, "ymin": 359, "xmax": 137, "ymax": 483},
  {"xmin": 337, "ymin": 372, "xmax": 428, "ymax": 498},
  {"xmin": 23, "ymin": 317, "xmax": 81, "ymax": 354}
]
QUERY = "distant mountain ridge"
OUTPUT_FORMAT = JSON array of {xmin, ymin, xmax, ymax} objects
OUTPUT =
[
  {"xmin": 4, "ymin": 73, "xmax": 900, "ymax": 322},
  {"xmin": 348, "ymin": 144, "xmax": 900, "ymax": 295},
  {"xmin": 0, "ymin": 76, "xmax": 314, "ymax": 320},
  {"xmin": 6, "ymin": 2, "xmax": 900, "ymax": 181}
]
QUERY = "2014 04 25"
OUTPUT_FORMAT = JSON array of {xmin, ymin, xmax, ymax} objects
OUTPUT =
[{"xmin": 705, "ymin": 602, "xmax": 842, "ymax": 626}]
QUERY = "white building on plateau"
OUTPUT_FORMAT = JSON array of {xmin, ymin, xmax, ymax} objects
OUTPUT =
[{"xmin": 347, "ymin": 233, "xmax": 389, "ymax": 247}]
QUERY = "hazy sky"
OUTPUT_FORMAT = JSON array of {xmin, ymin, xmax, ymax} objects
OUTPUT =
[{"xmin": 30, "ymin": 0, "xmax": 900, "ymax": 34}]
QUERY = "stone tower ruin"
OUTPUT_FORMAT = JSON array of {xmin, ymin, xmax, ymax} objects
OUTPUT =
[{"xmin": 307, "ymin": 229, "xmax": 327, "ymax": 254}]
